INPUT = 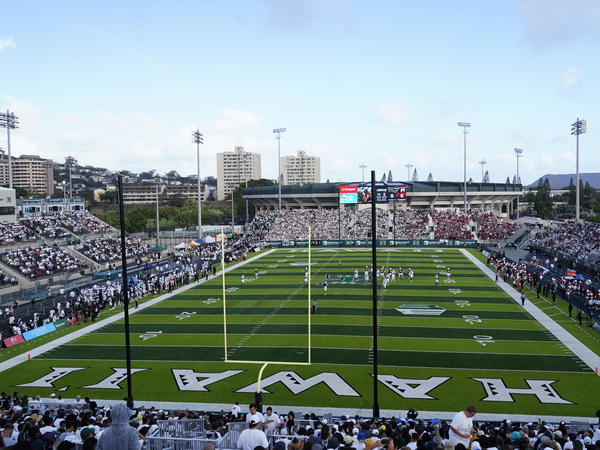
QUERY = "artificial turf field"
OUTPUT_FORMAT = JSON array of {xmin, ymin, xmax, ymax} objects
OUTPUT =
[{"xmin": 3, "ymin": 247, "xmax": 600, "ymax": 419}]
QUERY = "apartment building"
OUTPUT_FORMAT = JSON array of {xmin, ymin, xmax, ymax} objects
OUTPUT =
[
  {"xmin": 0, "ymin": 154, "xmax": 54, "ymax": 196},
  {"xmin": 121, "ymin": 183, "xmax": 209, "ymax": 205},
  {"xmin": 216, "ymin": 146, "xmax": 261, "ymax": 200},
  {"xmin": 281, "ymin": 150, "xmax": 321, "ymax": 185}
]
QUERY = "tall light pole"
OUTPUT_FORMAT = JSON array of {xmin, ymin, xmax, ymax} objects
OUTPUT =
[
  {"xmin": 359, "ymin": 163, "xmax": 367, "ymax": 182},
  {"xmin": 478, "ymin": 158, "xmax": 487, "ymax": 182},
  {"xmin": 230, "ymin": 197, "xmax": 235, "ymax": 233},
  {"xmin": 514, "ymin": 148, "xmax": 523, "ymax": 219},
  {"xmin": 62, "ymin": 181, "xmax": 66, "ymax": 212},
  {"xmin": 571, "ymin": 118, "xmax": 587, "ymax": 225},
  {"xmin": 65, "ymin": 156, "xmax": 77, "ymax": 212},
  {"xmin": 273, "ymin": 128, "xmax": 286, "ymax": 211},
  {"xmin": 405, "ymin": 163, "xmax": 413, "ymax": 182},
  {"xmin": 154, "ymin": 174, "xmax": 161, "ymax": 247},
  {"xmin": 0, "ymin": 110, "xmax": 19, "ymax": 189},
  {"xmin": 244, "ymin": 151, "xmax": 249, "ymax": 224},
  {"xmin": 192, "ymin": 130, "xmax": 204, "ymax": 240},
  {"xmin": 458, "ymin": 122, "xmax": 471, "ymax": 213}
]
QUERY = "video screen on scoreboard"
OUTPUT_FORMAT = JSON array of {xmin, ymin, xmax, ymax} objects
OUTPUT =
[
  {"xmin": 357, "ymin": 184, "xmax": 388, "ymax": 203},
  {"xmin": 388, "ymin": 184, "xmax": 407, "ymax": 202},
  {"xmin": 339, "ymin": 186, "xmax": 358, "ymax": 204}
]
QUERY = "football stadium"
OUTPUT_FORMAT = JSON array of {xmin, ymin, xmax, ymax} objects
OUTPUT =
[{"xmin": 2, "ymin": 206, "xmax": 600, "ymax": 448}]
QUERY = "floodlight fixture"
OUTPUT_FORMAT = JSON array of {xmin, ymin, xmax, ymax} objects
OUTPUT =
[
  {"xmin": 273, "ymin": 128, "xmax": 286, "ymax": 210},
  {"xmin": 0, "ymin": 110, "xmax": 19, "ymax": 189},
  {"xmin": 570, "ymin": 118, "xmax": 586, "ymax": 225},
  {"xmin": 192, "ymin": 130, "xmax": 204, "ymax": 239},
  {"xmin": 457, "ymin": 122, "xmax": 471, "ymax": 213}
]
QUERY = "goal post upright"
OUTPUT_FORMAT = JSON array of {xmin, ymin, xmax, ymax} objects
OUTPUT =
[
  {"xmin": 219, "ymin": 226, "xmax": 312, "ymax": 391},
  {"xmin": 221, "ymin": 227, "xmax": 228, "ymax": 362}
]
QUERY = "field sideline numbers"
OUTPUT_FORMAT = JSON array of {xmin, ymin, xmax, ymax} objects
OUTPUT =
[{"xmin": 176, "ymin": 312, "xmax": 196, "ymax": 320}]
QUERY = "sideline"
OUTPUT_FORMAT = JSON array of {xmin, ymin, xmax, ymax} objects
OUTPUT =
[
  {"xmin": 0, "ymin": 249, "xmax": 276, "ymax": 374},
  {"xmin": 460, "ymin": 249, "xmax": 600, "ymax": 372}
]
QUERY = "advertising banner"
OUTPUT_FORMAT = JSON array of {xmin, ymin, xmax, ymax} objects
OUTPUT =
[
  {"xmin": 3, "ymin": 334, "xmax": 25, "ymax": 348},
  {"xmin": 23, "ymin": 323, "xmax": 56, "ymax": 341}
]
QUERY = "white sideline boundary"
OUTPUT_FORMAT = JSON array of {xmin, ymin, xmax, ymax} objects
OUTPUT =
[
  {"xmin": 1, "ymin": 248, "xmax": 598, "ymax": 423},
  {"xmin": 460, "ymin": 249, "xmax": 600, "ymax": 372}
]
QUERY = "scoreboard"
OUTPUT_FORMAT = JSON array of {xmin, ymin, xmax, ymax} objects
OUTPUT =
[{"xmin": 340, "ymin": 183, "xmax": 407, "ymax": 204}]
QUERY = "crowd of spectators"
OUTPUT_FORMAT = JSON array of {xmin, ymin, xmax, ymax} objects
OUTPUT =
[
  {"xmin": 0, "ymin": 222, "xmax": 37, "ymax": 246},
  {"xmin": 529, "ymin": 222, "xmax": 600, "ymax": 262},
  {"xmin": 471, "ymin": 211, "xmax": 520, "ymax": 242},
  {"xmin": 265, "ymin": 210, "xmax": 355, "ymax": 240},
  {"xmin": 431, "ymin": 211, "xmax": 474, "ymax": 240},
  {"xmin": 558, "ymin": 275, "xmax": 600, "ymax": 315},
  {"xmin": 74, "ymin": 236, "xmax": 149, "ymax": 263},
  {"xmin": 1, "ymin": 245, "xmax": 88, "ymax": 280},
  {"xmin": 0, "ymin": 269, "xmax": 17, "ymax": 288},
  {"xmin": 391, "ymin": 210, "xmax": 430, "ymax": 239},
  {"xmin": 251, "ymin": 208, "xmax": 525, "ymax": 243},
  {"xmin": 1, "ymin": 396, "xmax": 599, "ymax": 450}
]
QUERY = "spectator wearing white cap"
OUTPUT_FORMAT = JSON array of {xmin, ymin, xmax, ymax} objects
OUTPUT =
[{"xmin": 237, "ymin": 418, "xmax": 268, "ymax": 450}]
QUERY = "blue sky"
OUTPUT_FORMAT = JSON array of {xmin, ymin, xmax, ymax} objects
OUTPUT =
[{"xmin": 1, "ymin": 0, "xmax": 599, "ymax": 186}]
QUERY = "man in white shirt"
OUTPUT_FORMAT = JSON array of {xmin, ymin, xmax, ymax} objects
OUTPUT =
[
  {"xmin": 449, "ymin": 405, "xmax": 477, "ymax": 447},
  {"xmin": 232, "ymin": 401, "xmax": 241, "ymax": 418},
  {"xmin": 245, "ymin": 403, "xmax": 264, "ymax": 426},
  {"xmin": 263, "ymin": 407, "xmax": 281, "ymax": 434},
  {"xmin": 237, "ymin": 420, "xmax": 268, "ymax": 450}
]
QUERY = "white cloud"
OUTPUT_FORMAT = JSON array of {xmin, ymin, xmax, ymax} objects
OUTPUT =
[
  {"xmin": 375, "ymin": 103, "xmax": 409, "ymax": 126},
  {"xmin": 562, "ymin": 66, "xmax": 582, "ymax": 90},
  {"xmin": 0, "ymin": 37, "xmax": 16, "ymax": 51},
  {"xmin": 212, "ymin": 108, "xmax": 263, "ymax": 133},
  {"xmin": 437, "ymin": 131, "xmax": 460, "ymax": 146}
]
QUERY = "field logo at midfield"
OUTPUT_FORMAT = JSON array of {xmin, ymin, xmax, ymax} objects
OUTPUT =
[
  {"xmin": 318, "ymin": 275, "xmax": 361, "ymax": 285},
  {"xmin": 473, "ymin": 378, "xmax": 572, "ymax": 404},
  {"xmin": 172, "ymin": 370, "xmax": 244, "ymax": 391},
  {"xmin": 396, "ymin": 304, "xmax": 446, "ymax": 316},
  {"xmin": 236, "ymin": 371, "xmax": 360, "ymax": 396},
  {"xmin": 377, "ymin": 375, "xmax": 450, "ymax": 399}
]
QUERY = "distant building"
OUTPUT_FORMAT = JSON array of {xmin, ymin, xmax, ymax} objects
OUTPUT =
[
  {"xmin": 216, "ymin": 146, "xmax": 261, "ymax": 201},
  {"xmin": 281, "ymin": 150, "xmax": 321, "ymax": 185},
  {"xmin": 16, "ymin": 197, "xmax": 85, "ymax": 217},
  {"xmin": 0, "ymin": 154, "xmax": 54, "ymax": 196},
  {"xmin": 0, "ymin": 187, "xmax": 17, "ymax": 223},
  {"xmin": 121, "ymin": 183, "xmax": 208, "ymax": 205}
]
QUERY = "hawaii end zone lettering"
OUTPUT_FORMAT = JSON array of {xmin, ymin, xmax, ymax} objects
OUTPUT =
[{"xmin": 15, "ymin": 367, "xmax": 573, "ymax": 404}]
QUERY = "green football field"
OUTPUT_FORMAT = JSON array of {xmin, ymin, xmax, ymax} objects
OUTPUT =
[{"xmin": 4, "ymin": 247, "xmax": 600, "ymax": 419}]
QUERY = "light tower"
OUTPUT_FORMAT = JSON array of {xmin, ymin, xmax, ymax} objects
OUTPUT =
[
  {"xmin": 478, "ymin": 158, "xmax": 487, "ymax": 182},
  {"xmin": 0, "ymin": 110, "xmax": 19, "ymax": 189},
  {"xmin": 571, "ymin": 118, "xmax": 587, "ymax": 225},
  {"xmin": 457, "ymin": 122, "xmax": 471, "ymax": 213},
  {"xmin": 359, "ymin": 163, "xmax": 367, "ymax": 182},
  {"xmin": 514, "ymin": 148, "xmax": 523, "ymax": 219},
  {"xmin": 65, "ymin": 156, "xmax": 77, "ymax": 211},
  {"xmin": 404, "ymin": 163, "xmax": 413, "ymax": 182},
  {"xmin": 192, "ymin": 130, "xmax": 204, "ymax": 239},
  {"xmin": 273, "ymin": 128, "xmax": 286, "ymax": 210}
]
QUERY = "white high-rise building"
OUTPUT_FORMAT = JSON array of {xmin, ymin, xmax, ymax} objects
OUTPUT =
[
  {"xmin": 281, "ymin": 150, "xmax": 321, "ymax": 185},
  {"xmin": 216, "ymin": 146, "xmax": 261, "ymax": 200}
]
